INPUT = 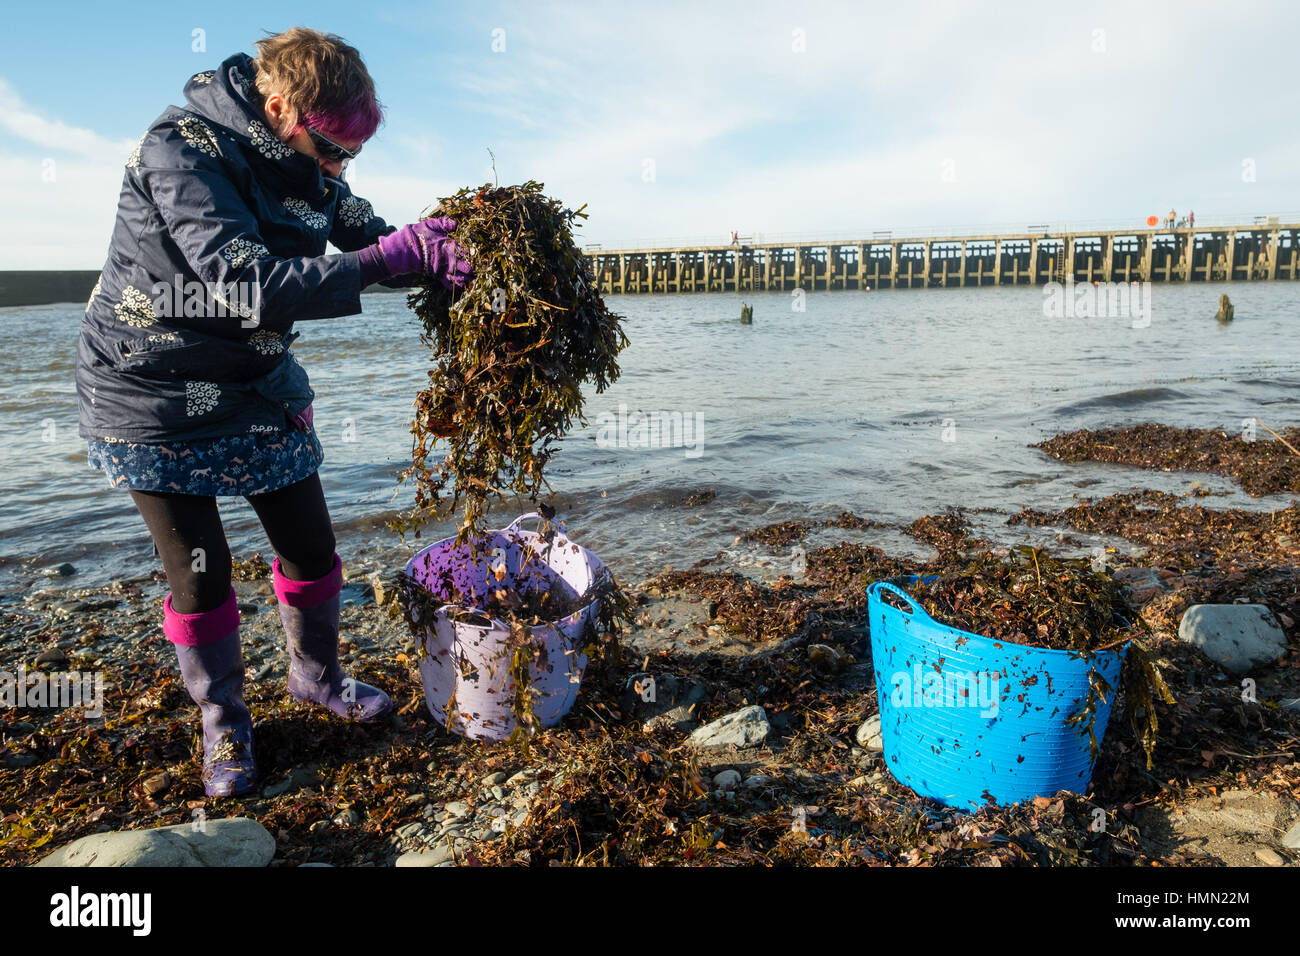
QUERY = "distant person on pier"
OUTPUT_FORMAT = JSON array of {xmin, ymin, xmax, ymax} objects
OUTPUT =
[
  {"xmin": 730, "ymin": 230, "xmax": 739, "ymax": 246},
  {"xmin": 1167, "ymin": 208, "xmax": 1177, "ymax": 230},
  {"xmin": 1188, "ymin": 210, "xmax": 1195, "ymax": 229}
]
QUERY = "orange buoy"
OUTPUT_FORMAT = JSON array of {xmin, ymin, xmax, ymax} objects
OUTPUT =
[{"xmin": 1146, "ymin": 215, "xmax": 1159, "ymax": 227}]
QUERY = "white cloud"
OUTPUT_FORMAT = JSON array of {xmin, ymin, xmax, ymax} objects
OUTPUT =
[
  {"xmin": 0, "ymin": 154, "xmax": 123, "ymax": 269},
  {"xmin": 4, "ymin": 1, "xmax": 1300, "ymax": 267},
  {"xmin": 0, "ymin": 77, "xmax": 136, "ymax": 158}
]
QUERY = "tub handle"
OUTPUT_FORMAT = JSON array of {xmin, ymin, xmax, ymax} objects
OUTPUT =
[
  {"xmin": 503, "ymin": 511, "xmax": 570, "ymax": 543},
  {"xmin": 869, "ymin": 581, "xmax": 926, "ymax": 616}
]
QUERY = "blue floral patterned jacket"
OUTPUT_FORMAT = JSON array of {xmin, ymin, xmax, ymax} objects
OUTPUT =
[{"xmin": 76, "ymin": 52, "xmax": 406, "ymax": 442}]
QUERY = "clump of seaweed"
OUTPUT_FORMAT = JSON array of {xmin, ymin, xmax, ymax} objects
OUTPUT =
[
  {"xmin": 1034, "ymin": 422, "xmax": 1300, "ymax": 497},
  {"xmin": 1009, "ymin": 490, "xmax": 1300, "ymax": 570},
  {"xmin": 905, "ymin": 508, "xmax": 987, "ymax": 555},
  {"xmin": 900, "ymin": 547, "xmax": 1131, "ymax": 652},
  {"xmin": 740, "ymin": 521, "xmax": 812, "ymax": 547},
  {"xmin": 391, "ymin": 181, "xmax": 628, "ymax": 544}
]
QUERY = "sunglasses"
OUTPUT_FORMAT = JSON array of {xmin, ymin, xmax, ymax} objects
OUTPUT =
[{"xmin": 302, "ymin": 123, "xmax": 362, "ymax": 163}]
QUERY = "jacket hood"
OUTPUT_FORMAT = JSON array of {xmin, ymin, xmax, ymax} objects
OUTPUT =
[{"xmin": 183, "ymin": 53, "xmax": 324, "ymax": 189}]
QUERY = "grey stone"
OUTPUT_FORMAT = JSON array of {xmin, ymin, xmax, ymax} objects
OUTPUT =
[
  {"xmin": 687, "ymin": 705, "xmax": 769, "ymax": 751},
  {"xmin": 40, "ymin": 563, "xmax": 77, "ymax": 577},
  {"xmin": 505, "ymin": 770, "xmax": 536, "ymax": 786},
  {"xmin": 627, "ymin": 674, "xmax": 708, "ymax": 730},
  {"xmin": 481, "ymin": 771, "xmax": 508, "ymax": 786},
  {"xmin": 742, "ymin": 774, "xmax": 773, "ymax": 789},
  {"xmin": 395, "ymin": 845, "xmax": 456, "ymax": 867},
  {"xmin": 713, "ymin": 769, "xmax": 742, "ymax": 790},
  {"xmin": 1178, "ymin": 604, "xmax": 1287, "ymax": 675},
  {"xmin": 1283, "ymin": 821, "xmax": 1300, "ymax": 851},
  {"xmin": 34, "ymin": 647, "xmax": 69, "ymax": 669},
  {"xmin": 262, "ymin": 766, "xmax": 319, "ymax": 798},
  {"xmin": 1254, "ymin": 847, "xmax": 1285, "ymax": 867},
  {"xmin": 490, "ymin": 785, "xmax": 505, "ymax": 801},
  {"xmin": 35, "ymin": 817, "xmax": 274, "ymax": 867},
  {"xmin": 444, "ymin": 800, "xmax": 469, "ymax": 818},
  {"xmin": 855, "ymin": 714, "xmax": 884, "ymax": 752}
]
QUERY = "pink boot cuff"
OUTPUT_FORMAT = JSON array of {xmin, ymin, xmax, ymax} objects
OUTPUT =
[
  {"xmin": 272, "ymin": 552, "xmax": 343, "ymax": 608},
  {"xmin": 163, "ymin": 587, "xmax": 240, "ymax": 647}
]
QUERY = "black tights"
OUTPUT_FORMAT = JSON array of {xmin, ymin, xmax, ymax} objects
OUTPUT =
[{"xmin": 130, "ymin": 472, "xmax": 337, "ymax": 615}]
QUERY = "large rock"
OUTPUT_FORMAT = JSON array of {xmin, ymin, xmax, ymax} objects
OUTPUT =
[
  {"xmin": 35, "ymin": 817, "xmax": 274, "ymax": 867},
  {"xmin": 1177, "ymin": 604, "xmax": 1288, "ymax": 675},
  {"xmin": 687, "ymin": 706, "xmax": 769, "ymax": 750}
]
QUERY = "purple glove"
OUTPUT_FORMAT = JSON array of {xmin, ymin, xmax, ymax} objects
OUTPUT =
[{"xmin": 375, "ymin": 217, "xmax": 473, "ymax": 290}]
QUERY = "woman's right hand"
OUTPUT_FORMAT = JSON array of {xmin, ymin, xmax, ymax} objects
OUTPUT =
[{"xmin": 377, "ymin": 217, "xmax": 474, "ymax": 290}]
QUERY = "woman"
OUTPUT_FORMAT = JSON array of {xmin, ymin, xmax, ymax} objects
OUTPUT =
[{"xmin": 74, "ymin": 27, "xmax": 472, "ymax": 797}]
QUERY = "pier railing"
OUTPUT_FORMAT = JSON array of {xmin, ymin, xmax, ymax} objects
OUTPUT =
[{"xmin": 583, "ymin": 221, "xmax": 1300, "ymax": 293}]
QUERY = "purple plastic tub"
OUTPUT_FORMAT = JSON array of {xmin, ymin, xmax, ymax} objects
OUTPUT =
[{"xmin": 402, "ymin": 513, "xmax": 607, "ymax": 741}]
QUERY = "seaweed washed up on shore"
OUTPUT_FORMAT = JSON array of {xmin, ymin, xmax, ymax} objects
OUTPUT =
[{"xmin": 1, "ymin": 423, "xmax": 1297, "ymax": 866}]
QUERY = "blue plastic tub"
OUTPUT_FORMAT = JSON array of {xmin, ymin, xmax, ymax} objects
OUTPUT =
[{"xmin": 866, "ymin": 579, "xmax": 1127, "ymax": 810}]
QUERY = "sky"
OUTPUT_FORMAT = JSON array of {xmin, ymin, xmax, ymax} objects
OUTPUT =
[{"xmin": 1, "ymin": 0, "xmax": 1298, "ymax": 268}]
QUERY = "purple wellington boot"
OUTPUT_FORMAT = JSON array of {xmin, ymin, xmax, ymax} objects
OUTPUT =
[
  {"xmin": 165, "ymin": 587, "xmax": 258, "ymax": 797},
  {"xmin": 272, "ymin": 553, "xmax": 393, "ymax": 722}
]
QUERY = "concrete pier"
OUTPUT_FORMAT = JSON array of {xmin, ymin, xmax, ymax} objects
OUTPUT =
[{"xmin": 585, "ymin": 222, "xmax": 1300, "ymax": 294}]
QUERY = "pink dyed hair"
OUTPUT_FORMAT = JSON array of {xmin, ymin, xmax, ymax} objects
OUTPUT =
[{"xmin": 302, "ymin": 100, "xmax": 382, "ymax": 145}]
